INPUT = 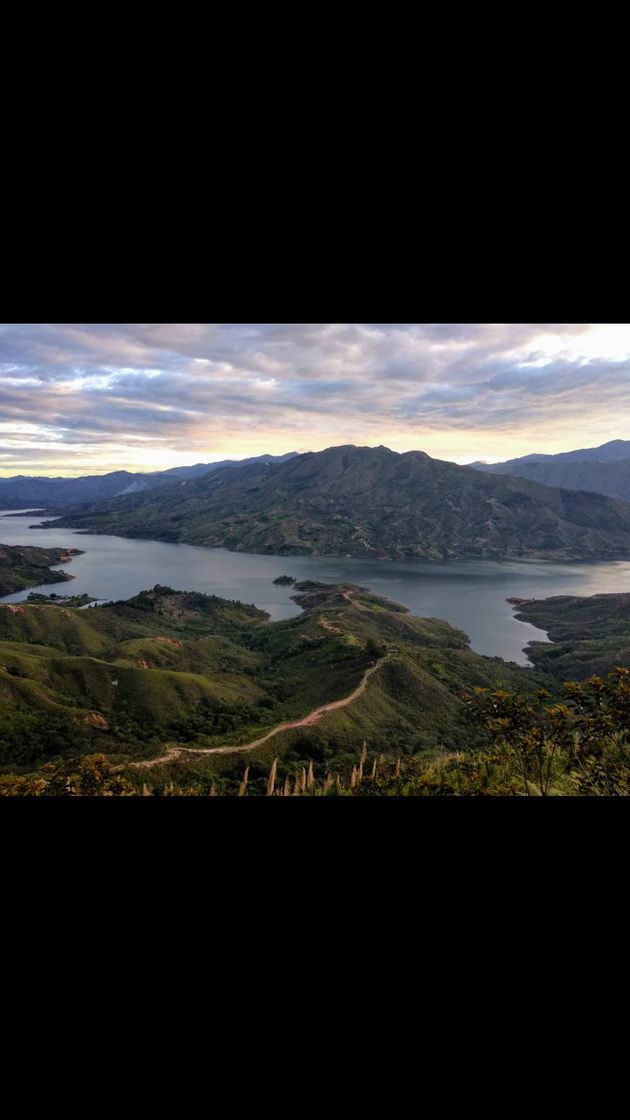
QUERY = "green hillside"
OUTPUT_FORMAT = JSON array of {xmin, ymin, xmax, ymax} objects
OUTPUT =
[
  {"xmin": 46, "ymin": 444, "xmax": 630, "ymax": 561},
  {"xmin": 0, "ymin": 543, "xmax": 83, "ymax": 596},
  {"xmin": 0, "ymin": 581, "xmax": 543, "ymax": 788},
  {"xmin": 2, "ymin": 580, "xmax": 629, "ymax": 796},
  {"xmin": 511, "ymin": 593, "xmax": 630, "ymax": 679}
]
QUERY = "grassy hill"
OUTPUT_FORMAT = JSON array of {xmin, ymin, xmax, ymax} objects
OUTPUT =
[
  {"xmin": 0, "ymin": 543, "xmax": 83, "ymax": 597},
  {"xmin": 45, "ymin": 444, "xmax": 630, "ymax": 561},
  {"xmin": 0, "ymin": 581, "xmax": 544, "ymax": 788},
  {"xmin": 2, "ymin": 580, "xmax": 629, "ymax": 797}
]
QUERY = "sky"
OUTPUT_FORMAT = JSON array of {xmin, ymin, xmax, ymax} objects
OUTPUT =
[{"xmin": 1, "ymin": 322, "xmax": 630, "ymax": 477}]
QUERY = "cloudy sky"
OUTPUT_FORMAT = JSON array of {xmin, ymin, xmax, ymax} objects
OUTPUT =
[{"xmin": 1, "ymin": 322, "xmax": 629, "ymax": 476}]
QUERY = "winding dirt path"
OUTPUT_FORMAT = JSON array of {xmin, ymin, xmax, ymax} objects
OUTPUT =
[
  {"xmin": 342, "ymin": 590, "xmax": 374, "ymax": 611},
  {"xmin": 125, "ymin": 655, "xmax": 389, "ymax": 772},
  {"xmin": 319, "ymin": 617, "xmax": 342, "ymax": 634}
]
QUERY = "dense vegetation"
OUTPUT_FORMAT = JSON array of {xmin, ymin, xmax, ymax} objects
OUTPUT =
[
  {"xmin": 0, "ymin": 543, "xmax": 82, "ymax": 596},
  {"xmin": 343, "ymin": 670, "xmax": 630, "ymax": 796},
  {"xmin": 2, "ymin": 578, "xmax": 629, "ymax": 796},
  {"xmin": 512, "ymin": 593, "xmax": 630, "ymax": 680},
  {"xmin": 0, "ymin": 580, "xmax": 543, "ymax": 790},
  {"xmin": 46, "ymin": 444, "xmax": 630, "ymax": 561},
  {"xmin": 3, "ymin": 669, "xmax": 628, "ymax": 796}
]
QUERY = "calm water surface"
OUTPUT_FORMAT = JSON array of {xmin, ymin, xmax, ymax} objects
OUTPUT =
[{"xmin": 2, "ymin": 509, "xmax": 630, "ymax": 665}]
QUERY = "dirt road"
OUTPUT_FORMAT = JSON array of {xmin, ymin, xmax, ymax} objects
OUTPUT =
[{"xmin": 125, "ymin": 655, "xmax": 388, "ymax": 772}]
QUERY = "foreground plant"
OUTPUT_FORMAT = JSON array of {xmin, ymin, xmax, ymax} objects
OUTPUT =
[{"xmin": 463, "ymin": 671, "xmax": 630, "ymax": 796}]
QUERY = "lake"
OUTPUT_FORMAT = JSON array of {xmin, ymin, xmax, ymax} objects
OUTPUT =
[{"xmin": 3, "ymin": 509, "xmax": 630, "ymax": 665}]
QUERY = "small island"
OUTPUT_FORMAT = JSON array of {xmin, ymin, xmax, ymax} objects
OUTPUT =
[{"xmin": 273, "ymin": 574, "xmax": 297, "ymax": 586}]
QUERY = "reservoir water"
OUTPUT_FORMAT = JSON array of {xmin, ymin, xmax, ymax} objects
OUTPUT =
[{"xmin": 3, "ymin": 509, "xmax": 630, "ymax": 665}]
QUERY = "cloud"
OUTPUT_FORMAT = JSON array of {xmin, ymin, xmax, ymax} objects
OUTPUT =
[{"xmin": 0, "ymin": 323, "xmax": 629, "ymax": 474}]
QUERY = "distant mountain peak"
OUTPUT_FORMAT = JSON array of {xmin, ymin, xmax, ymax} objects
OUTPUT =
[
  {"xmin": 470, "ymin": 439, "xmax": 630, "ymax": 504},
  {"xmin": 0, "ymin": 452, "xmax": 299, "ymax": 510}
]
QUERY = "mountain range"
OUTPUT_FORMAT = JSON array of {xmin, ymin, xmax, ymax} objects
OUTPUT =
[
  {"xmin": 44, "ymin": 443, "xmax": 630, "ymax": 561},
  {"xmin": 471, "ymin": 439, "xmax": 630, "ymax": 503},
  {"xmin": 0, "ymin": 452, "xmax": 298, "ymax": 509}
]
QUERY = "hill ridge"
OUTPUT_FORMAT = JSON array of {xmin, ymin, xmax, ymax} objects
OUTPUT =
[{"xmin": 44, "ymin": 443, "xmax": 630, "ymax": 562}]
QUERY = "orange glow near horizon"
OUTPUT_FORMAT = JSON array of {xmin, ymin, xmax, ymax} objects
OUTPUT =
[{"xmin": 1, "ymin": 323, "xmax": 629, "ymax": 476}]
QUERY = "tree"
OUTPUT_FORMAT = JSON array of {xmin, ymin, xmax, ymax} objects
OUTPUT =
[
  {"xmin": 365, "ymin": 637, "xmax": 386, "ymax": 659},
  {"xmin": 464, "ymin": 673, "xmax": 630, "ymax": 796}
]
